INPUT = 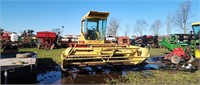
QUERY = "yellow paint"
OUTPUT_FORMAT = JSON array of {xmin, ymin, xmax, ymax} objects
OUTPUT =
[
  {"xmin": 61, "ymin": 45, "xmax": 150, "ymax": 65},
  {"xmin": 192, "ymin": 22, "xmax": 200, "ymax": 25},
  {"xmin": 61, "ymin": 11, "xmax": 150, "ymax": 67},
  {"xmin": 195, "ymin": 49, "xmax": 200, "ymax": 58},
  {"xmin": 82, "ymin": 11, "xmax": 109, "ymax": 20}
]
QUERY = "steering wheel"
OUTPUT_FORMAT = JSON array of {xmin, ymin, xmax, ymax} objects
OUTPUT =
[
  {"xmin": 89, "ymin": 26, "xmax": 97, "ymax": 30},
  {"xmin": 88, "ymin": 26, "xmax": 99, "ymax": 39},
  {"xmin": 89, "ymin": 26, "xmax": 98, "ymax": 35}
]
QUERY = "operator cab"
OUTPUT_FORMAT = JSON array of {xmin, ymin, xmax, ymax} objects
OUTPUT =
[
  {"xmin": 81, "ymin": 18, "xmax": 107, "ymax": 40},
  {"xmin": 81, "ymin": 11, "xmax": 109, "ymax": 42},
  {"xmin": 192, "ymin": 22, "xmax": 200, "ymax": 57},
  {"xmin": 192, "ymin": 22, "xmax": 200, "ymax": 39}
]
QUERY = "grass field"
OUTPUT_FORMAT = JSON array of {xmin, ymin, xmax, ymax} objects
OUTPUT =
[
  {"xmin": 0, "ymin": 48, "xmax": 65, "ymax": 63},
  {"xmin": 19, "ymin": 48, "xmax": 65, "ymax": 63},
  {"xmin": 149, "ymin": 48, "xmax": 170, "ymax": 56},
  {"xmin": 106, "ymin": 70, "xmax": 200, "ymax": 84}
]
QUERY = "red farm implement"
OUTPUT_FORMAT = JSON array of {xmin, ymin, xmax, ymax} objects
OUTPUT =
[
  {"xmin": 0, "ymin": 30, "xmax": 12, "ymax": 49},
  {"xmin": 117, "ymin": 36, "xmax": 130, "ymax": 46},
  {"xmin": 36, "ymin": 31, "xmax": 57, "ymax": 50},
  {"xmin": 19, "ymin": 30, "xmax": 37, "ymax": 48}
]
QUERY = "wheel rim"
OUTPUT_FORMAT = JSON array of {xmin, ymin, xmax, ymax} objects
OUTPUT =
[{"xmin": 171, "ymin": 55, "xmax": 181, "ymax": 64}]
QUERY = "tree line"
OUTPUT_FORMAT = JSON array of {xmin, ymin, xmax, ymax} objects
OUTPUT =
[{"xmin": 107, "ymin": 0, "xmax": 192, "ymax": 37}]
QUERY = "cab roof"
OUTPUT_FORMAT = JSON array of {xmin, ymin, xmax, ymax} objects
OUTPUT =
[
  {"xmin": 192, "ymin": 22, "xmax": 200, "ymax": 26},
  {"xmin": 82, "ymin": 11, "xmax": 109, "ymax": 20}
]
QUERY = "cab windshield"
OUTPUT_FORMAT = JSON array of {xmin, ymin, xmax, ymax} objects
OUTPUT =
[
  {"xmin": 192, "ymin": 25, "xmax": 200, "ymax": 39},
  {"xmin": 82, "ymin": 18, "xmax": 107, "ymax": 40}
]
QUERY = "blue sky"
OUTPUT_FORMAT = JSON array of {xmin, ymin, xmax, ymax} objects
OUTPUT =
[{"xmin": 1, "ymin": 0, "xmax": 200, "ymax": 37}]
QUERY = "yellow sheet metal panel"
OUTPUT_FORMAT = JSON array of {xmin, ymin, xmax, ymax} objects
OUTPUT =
[
  {"xmin": 138, "ymin": 48, "xmax": 149, "ymax": 57},
  {"xmin": 74, "ymin": 52, "xmax": 99, "ymax": 55},
  {"xmin": 195, "ymin": 49, "xmax": 200, "ymax": 58},
  {"xmin": 85, "ymin": 40, "xmax": 104, "ymax": 44},
  {"xmin": 63, "ymin": 48, "xmax": 72, "ymax": 56},
  {"xmin": 192, "ymin": 22, "xmax": 200, "ymax": 26},
  {"xmin": 82, "ymin": 11, "xmax": 109, "ymax": 20}
]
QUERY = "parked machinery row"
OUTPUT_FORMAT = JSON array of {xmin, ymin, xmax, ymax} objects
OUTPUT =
[
  {"xmin": 0, "ymin": 29, "xmax": 133, "ymax": 50},
  {"xmin": 160, "ymin": 22, "xmax": 200, "ymax": 69},
  {"xmin": 131, "ymin": 35, "xmax": 159, "ymax": 48},
  {"xmin": 0, "ymin": 29, "xmax": 19, "ymax": 49},
  {"xmin": 105, "ymin": 34, "xmax": 131, "ymax": 46},
  {"xmin": 0, "ymin": 29, "xmax": 60, "ymax": 49}
]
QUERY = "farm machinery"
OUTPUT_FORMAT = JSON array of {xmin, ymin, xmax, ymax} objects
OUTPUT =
[
  {"xmin": 0, "ymin": 29, "xmax": 37, "ymax": 48},
  {"xmin": 0, "ymin": 29, "xmax": 11, "ymax": 49},
  {"xmin": 117, "ymin": 36, "xmax": 130, "ymax": 46},
  {"xmin": 105, "ymin": 35, "xmax": 131, "ymax": 46},
  {"xmin": 105, "ymin": 34, "xmax": 117, "ymax": 43},
  {"xmin": 36, "ymin": 31, "xmax": 60, "ymax": 50},
  {"xmin": 60, "ymin": 35, "xmax": 80, "ymax": 48},
  {"xmin": 133, "ymin": 35, "xmax": 159, "ymax": 48},
  {"xmin": 0, "ymin": 29, "xmax": 19, "ymax": 49},
  {"xmin": 18, "ymin": 29, "xmax": 37, "ymax": 48},
  {"xmin": 160, "ymin": 22, "xmax": 200, "ymax": 65},
  {"xmin": 61, "ymin": 11, "xmax": 150, "ymax": 70}
]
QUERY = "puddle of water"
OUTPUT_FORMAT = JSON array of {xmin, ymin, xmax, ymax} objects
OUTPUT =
[
  {"xmin": 102, "ymin": 68, "xmax": 111, "ymax": 74},
  {"xmin": 71, "ymin": 67, "xmax": 79, "ymax": 72},
  {"xmin": 144, "ymin": 56, "xmax": 166, "ymax": 69},
  {"xmin": 82, "ymin": 67, "xmax": 93, "ymax": 71},
  {"xmin": 2, "ymin": 65, "xmax": 147, "ymax": 84},
  {"xmin": 37, "ymin": 71, "xmax": 61, "ymax": 84},
  {"xmin": 36, "ymin": 65, "xmax": 126, "ymax": 84},
  {"xmin": 36, "ymin": 64, "xmax": 62, "ymax": 84},
  {"xmin": 121, "ymin": 70, "xmax": 127, "ymax": 77}
]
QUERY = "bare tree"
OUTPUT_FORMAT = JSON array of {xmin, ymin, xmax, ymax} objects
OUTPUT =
[
  {"xmin": 52, "ymin": 28, "xmax": 61, "ymax": 34},
  {"xmin": 166, "ymin": 14, "xmax": 172, "ymax": 36},
  {"xmin": 150, "ymin": 20, "xmax": 162, "ymax": 36},
  {"xmin": 125, "ymin": 24, "xmax": 130, "ymax": 36},
  {"xmin": 174, "ymin": 0, "xmax": 192, "ymax": 34},
  {"xmin": 134, "ymin": 19, "xmax": 148, "ymax": 36},
  {"xmin": 107, "ymin": 18, "xmax": 120, "ymax": 36}
]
